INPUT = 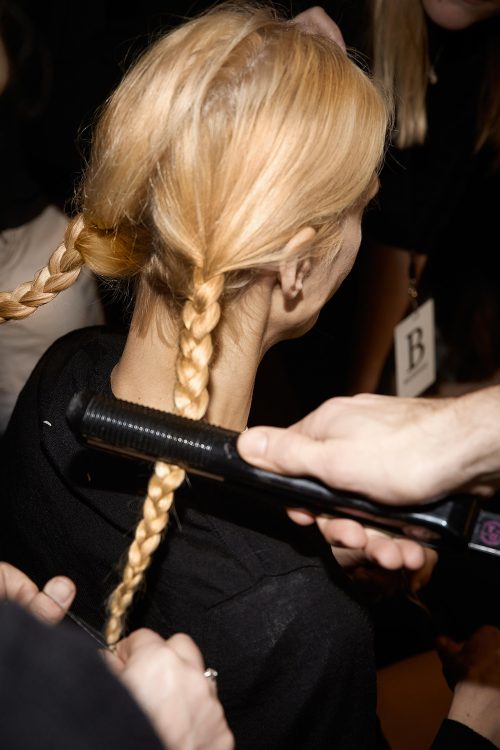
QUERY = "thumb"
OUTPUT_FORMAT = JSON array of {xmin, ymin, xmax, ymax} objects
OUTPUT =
[{"xmin": 237, "ymin": 426, "xmax": 323, "ymax": 477}]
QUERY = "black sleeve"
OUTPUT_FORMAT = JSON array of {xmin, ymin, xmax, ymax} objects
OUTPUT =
[
  {"xmin": 431, "ymin": 719, "xmax": 498, "ymax": 750},
  {"xmin": 0, "ymin": 603, "xmax": 165, "ymax": 750}
]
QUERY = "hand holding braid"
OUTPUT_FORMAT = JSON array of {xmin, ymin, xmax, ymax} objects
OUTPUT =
[
  {"xmin": 105, "ymin": 268, "xmax": 225, "ymax": 646},
  {"xmin": 0, "ymin": 217, "xmax": 84, "ymax": 323}
]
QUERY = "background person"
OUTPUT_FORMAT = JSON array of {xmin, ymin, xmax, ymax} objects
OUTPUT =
[
  {"xmin": 0, "ymin": 4, "xmax": 104, "ymax": 435},
  {"xmin": 271, "ymin": 0, "xmax": 500, "ymax": 416}
]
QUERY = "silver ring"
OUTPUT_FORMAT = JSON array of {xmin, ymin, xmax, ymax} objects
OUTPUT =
[{"xmin": 203, "ymin": 667, "xmax": 218, "ymax": 682}]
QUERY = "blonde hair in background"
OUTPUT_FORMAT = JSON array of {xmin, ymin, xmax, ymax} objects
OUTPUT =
[
  {"xmin": 371, "ymin": 0, "xmax": 500, "ymax": 156},
  {"xmin": 0, "ymin": 3, "xmax": 388, "ymax": 644},
  {"xmin": 371, "ymin": 0, "xmax": 429, "ymax": 148}
]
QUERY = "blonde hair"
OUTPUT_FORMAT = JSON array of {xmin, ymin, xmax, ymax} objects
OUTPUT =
[
  {"xmin": 0, "ymin": 3, "xmax": 388, "ymax": 643},
  {"xmin": 371, "ymin": 0, "xmax": 500, "ymax": 155}
]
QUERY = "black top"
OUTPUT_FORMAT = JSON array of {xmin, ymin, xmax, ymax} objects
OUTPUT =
[
  {"xmin": 0, "ymin": 603, "xmax": 165, "ymax": 750},
  {"xmin": 366, "ymin": 17, "xmax": 500, "ymax": 263},
  {"xmin": 433, "ymin": 721, "xmax": 498, "ymax": 750},
  {"xmin": 3, "ymin": 327, "xmax": 380, "ymax": 750}
]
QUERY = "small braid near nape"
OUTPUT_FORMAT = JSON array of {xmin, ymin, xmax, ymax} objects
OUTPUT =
[
  {"xmin": 175, "ymin": 270, "xmax": 225, "ymax": 420},
  {"xmin": 0, "ymin": 237, "xmax": 84, "ymax": 324},
  {"xmin": 104, "ymin": 269, "xmax": 225, "ymax": 646}
]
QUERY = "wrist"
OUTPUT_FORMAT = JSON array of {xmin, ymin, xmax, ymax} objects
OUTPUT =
[
  {"xmin": 417, "ymin": 387, "xmax": 500, "ymax": 499},
  {"xmin": 448, "ymin": 681, "xmax": 500, "ymax": 747},
  {"xmin": 454, "ymin": 387, "xmax": 500, "ymax": 486}
]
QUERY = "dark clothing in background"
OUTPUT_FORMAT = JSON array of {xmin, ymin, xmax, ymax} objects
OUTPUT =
[
  {"xmin": 3, "ymin": 327, "xmax": 380, "ymax": 750},
  {"xmin": 364, "ymin": 17, "xmax": 499, "ymax": 259},
  {"xmin": 292, "ymin": 0, "xmax": 500, "ymax": 259},
  {"xmin": 432, "ymin": 721, "xmax": 498, "ymax": 750},
  {"xmin": 0, "ymin": 98, "xmax": 47, "ymax": 230},
  {"xmin": 362, "ymin": 14, "xmax": 500, "ymax": 380},
  {"xmin": 0, "ymin": 603, "xmax": 164, "ymax": 750}
]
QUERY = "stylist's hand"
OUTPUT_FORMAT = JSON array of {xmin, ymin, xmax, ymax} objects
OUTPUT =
[
  {"xmin": 238, "ymin": 392, "xmax": 489, "ymax": 563},
  {"xmin": 238, "ymin": 389, "xmax": 500, "ymax": 576},
  {"xmin": 290, "ymin": 506, "xmax": 438, "ymax": 580},
  {"xmin": 106, "ymin": 630, "xmax": 234, "ymax": 750},
  {"xmin": 239, "ymin": 389, "xmax": 500, "ymax": 504},
  {"xmin": 0, "ymin": 562, "xmax": 76, "ymax": 624},
  {"xmin": 293, "ymin": 6, "xmax": 346, "ymax": 49},
  {"xmin": 329, "ymin": 527, "xmax": 438, "ymax": 594},
  {"xmin": 306, "ymin": 518, "xmax": 437, "ymax": 597}
]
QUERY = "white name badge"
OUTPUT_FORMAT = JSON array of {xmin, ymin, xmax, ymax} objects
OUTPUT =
[{"xmin": 394, "ymin": 298, "xmax": 436, "ymax": 398}]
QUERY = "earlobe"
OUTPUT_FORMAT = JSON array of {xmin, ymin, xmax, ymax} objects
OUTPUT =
[
  {"xmin": 278, "ymin": 227, "xmax": 316, "ymax": 301},
  {"xmin": 281, "ymin": 258, "xmax": 312, "ymax": 300}
]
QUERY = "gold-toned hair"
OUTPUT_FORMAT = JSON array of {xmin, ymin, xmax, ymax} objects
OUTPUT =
[
  {"xmin": 371, "ymin": 0, "xmax": 429, "ymax": 148},
  {"xmin": 371, "ymin": 0, "xmax": 500, "ymax": 155},
  {"xmin": 0, "ymin": 3, "xmax": 388, "ymax": 644}
]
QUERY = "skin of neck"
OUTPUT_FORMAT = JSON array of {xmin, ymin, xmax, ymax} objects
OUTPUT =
[{"xmin": 111, "ymin": 273, "xmax": 282, "ymax": 432}]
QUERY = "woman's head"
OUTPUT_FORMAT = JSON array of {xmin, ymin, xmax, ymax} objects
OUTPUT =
[
  {"xmin": 73, "ymin": 4, "xmax": 387, "ymax": 318},
  {"xmin": 421, "ymin": 0, "xmax": 500, "ymax": 31}
]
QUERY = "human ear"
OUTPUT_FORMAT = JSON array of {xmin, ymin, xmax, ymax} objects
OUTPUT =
[{"xmin": 278, "ymin": 226, "xmax": 317, "ymax": 301}]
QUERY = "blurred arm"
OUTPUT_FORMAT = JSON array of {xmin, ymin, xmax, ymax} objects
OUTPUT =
[{"xmin": 348, "ymin": 241, "xmax": 427, "ymax": 394}]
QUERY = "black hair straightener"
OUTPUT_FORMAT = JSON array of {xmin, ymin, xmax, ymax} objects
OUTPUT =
[{"xmin": 67, "ymin": 391, "xmax": 500, "ymax": 558}]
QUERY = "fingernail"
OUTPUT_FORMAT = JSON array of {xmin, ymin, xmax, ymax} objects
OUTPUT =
[
  {"xmin": 44, "ymin": 577, "xmax": 75, "ymax": 607},
  {"xmin": 238, "ymin": 429, "xmax": 268, "ymax": 458}
]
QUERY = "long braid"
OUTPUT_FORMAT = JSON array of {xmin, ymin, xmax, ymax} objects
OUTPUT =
[
  {"xmin": 104, "ymin": 461, "xmax": 186, "ymax": 646},
  {"xmin": 105, "ymin": 268, "xmax": 225, "ymax": 646},
  {"xmin": 0, "ymin": 217, "xmax": 85, "ymax": 323}
]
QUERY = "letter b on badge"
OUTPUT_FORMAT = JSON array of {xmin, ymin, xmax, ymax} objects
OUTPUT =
[
  {"xmin": 407, "ymin": 327, "xmax": 425, "ymax": 371},
  {"xmin": 394, "ymin": 299, "xmax": 435, "ymax": 397}
]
